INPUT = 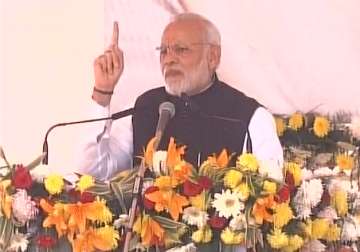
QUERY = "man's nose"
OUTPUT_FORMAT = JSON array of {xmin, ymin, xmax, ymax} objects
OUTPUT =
[{"xmin": 161, "ymin": 48, "xmax": 179, "ymax": 65}]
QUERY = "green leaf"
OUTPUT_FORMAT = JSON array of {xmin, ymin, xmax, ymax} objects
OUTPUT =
[
  {"xmin": 0, "ymin": 147, "xmax": 11, "ymax": 172},
  {"xmin": 0, "ymin": 217, "xmax": 14, "ymax": 249},
  {"xmin": 26, "ymin": 153, "xmax": 46, "ymax": 171},
  {"xmin": 110, "ymin": 181, "xmax": 128, "ymax": 214},
  {"xmin": 152, "ymin": 215, "xmax": 188, "ymax": 236},
  {"xmin": 164, "ymin": 231, "xmax": 184, "ymax": 248}
]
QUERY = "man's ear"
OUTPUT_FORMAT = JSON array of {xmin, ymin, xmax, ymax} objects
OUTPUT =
[{"xmin": 208, "ymin": 45, "xmax": 221, "ymax": 70}]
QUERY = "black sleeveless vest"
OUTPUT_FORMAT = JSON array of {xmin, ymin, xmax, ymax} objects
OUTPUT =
[{"xmin": 132, "ymin": 77, "xmax": 261, "ymax": 166}]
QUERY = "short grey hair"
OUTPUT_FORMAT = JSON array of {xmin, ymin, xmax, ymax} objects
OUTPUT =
[{"xmin": 171, "ymin": 13, "xmax": 221, "ymax": 46}]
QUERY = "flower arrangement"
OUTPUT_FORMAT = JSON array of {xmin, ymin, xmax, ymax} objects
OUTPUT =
[
  {"xmin": 0, "ymin": 111, "xmax": 359, "ymax": 252},
  {"xmin": 0, "ymin": 149, "xmax": 119, "ymax": 252}
]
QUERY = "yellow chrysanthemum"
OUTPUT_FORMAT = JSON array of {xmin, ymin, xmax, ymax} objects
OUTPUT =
[
  {"xmin": 273, "ymin": 203, "xmax": 293, "ymax": 229},
  {"xmin": 0, "ymin": 180, "xmax": 12, "ymax": 219},
  {"xmin": 301, "ymin": 220, "xmax": 311, "ymax": 238},
  {"xmin": 236, "ymin": 153, "xmax": 258, "ymax": 172},
  {"xmin": 154, "ymin": 176, "xmax": 173, "ymax": 190},
  {"xmin": 192, "ymin": 226, "xmax": 212, "ymax": 243},
  {"xmin": 311, "ymin": 218, "xmax": 329, "ymax": 240},
  {"xmin": 189, "ymin": 192, "xmax": 206, "ymax": 211},
  {"xmin": 331, "ymin": 190, "xmax": 348, "ymax": 217},
  {"xmin": 263, "ymin": 180, "xmax": 277, "ymax": 194},
  {"xmin": 87, "ymin": 198, "xmax": 113, "ymax": 224},
  {"xmin": 220, "ymin": 229, "xmax": 234, "ymax": 244},
  {"xmin": 336, "ymin": 154, "xmax": 354, "ymax": 171},
  {"xmin": 224, "ymin": 170, "xmax": 243, "ymax": 189},
  {"xmin": 44, "ymin": 174, "xmax": 64, "ymax": 195},
  {"xmin": 285, "ymin": 162, "xmax": 302, "ymax": 186},
  {"xmin": 76, "ymin": 175, "xmax": 95, "ymax": 193},
  {"xmin": 95, "ymin": 226, "xmax": 120, "ymax": 250},
  {"xmin": 275, "ymin": 117, "xmax": 286, "ymax": 136},
  {"xmin": 324, "ymin": 223, "xmax": 341, "ymax": 241},
  {"xmin": 288, "ymin": 112, "xmax": 304, "ymax": 131},
  {"xmin": 281, "ymin": 235, "xmax": 304, "ymax": 252},
  {"xmin": 220, "ymin": 228, "xmax": 244, "ymax": 245},
  {"xmin": 192, "ymin": 229, "xmax": 204, "ymax": 243},
  {"xmin": 233, "ymin": 183, "xmax": 250, "ymax": 201},
  {"xmin": 313, "ymin": 116, "xmax": 330, "ymax": 138},
  {"xmin": 202, "ymin": 226, "xmax": 212, "ymax": 243},
  {"xmin": 267, "ymin": 229, "xmax": 289, "ymax": 249}
]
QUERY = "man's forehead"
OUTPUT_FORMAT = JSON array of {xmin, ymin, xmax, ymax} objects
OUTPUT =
[{"xmin": 161, "ymin": 20, "xmax": 205, "ymax": 44}]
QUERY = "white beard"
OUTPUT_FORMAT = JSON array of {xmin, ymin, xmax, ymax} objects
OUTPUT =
[{"xmin": 163, "ymin": 57, "xmax": 212, "ymax": 97}]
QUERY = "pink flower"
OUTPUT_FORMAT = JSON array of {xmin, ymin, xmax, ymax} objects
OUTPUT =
[
  {"xmin": 183, "ymin": 176, "xmax": 213, "ymax": 197},
  {"xmin": 276, "ymin": 185, "xmax": 290, "ymax": 203},
  {"xmin": 183, "ymin": 180, "xmax": 203, "ymax": 197},
  {"xmin": 208, "ymin": 215, "xmax": 227, "ymax": 230},
  {"xmin": 198, "ymin": 176, "xmax": 213, "ymax": 190},
  {"xmin": 12, "ymin": 189, "xmax": 38, "ymax": 224}
]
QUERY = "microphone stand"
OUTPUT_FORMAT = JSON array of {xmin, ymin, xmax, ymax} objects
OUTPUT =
[
  {"xmin": 42, "ymin": 108, "xmax": 134, "ymax": 164},
  {"xmin": 123, "ymin": 102, "xmax": 175, "ymax": 252},
  {"xmin": 122, "ymin": 160, "xmax": 147, "ymax": 252}
]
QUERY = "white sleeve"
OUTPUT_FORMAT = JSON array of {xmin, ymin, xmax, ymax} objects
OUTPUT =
[
  {"xmin": 243, "ymin": 107, "xmax": 284, "ymax": 181},
  {"xmin": 76, "ymin": 102, "xmax": 133, "ymax": 181}
]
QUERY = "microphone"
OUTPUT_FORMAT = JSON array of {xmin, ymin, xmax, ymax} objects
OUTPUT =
[
  {"xmin": 42, "ymin": 107, "xmax": 134, "ymax": 164},
  {"xmin": 153, "ymin": 102, "xmax": 176, "ymax": 150}
]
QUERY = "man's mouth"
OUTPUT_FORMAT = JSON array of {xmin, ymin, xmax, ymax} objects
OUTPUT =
[{"xmin": 164, "ymin": 69, "xmax": 183, "ymax": 78}]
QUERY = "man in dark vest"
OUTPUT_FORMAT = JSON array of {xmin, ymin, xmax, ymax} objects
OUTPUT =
[
  {"xmin": 79, "ymin": 12, "xmax": 283, "ymax": 252},
  {"xmin": 82, "ymin": 12, "xmax": 283, "ymax": 180}
]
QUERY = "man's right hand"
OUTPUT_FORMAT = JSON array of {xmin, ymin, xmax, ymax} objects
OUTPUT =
[{"xmin": 92, "ymin": 22, "xmax": 124, "ymax": 106}]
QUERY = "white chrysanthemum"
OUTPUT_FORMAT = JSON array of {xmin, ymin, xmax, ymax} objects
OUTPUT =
[
  {"xmin": 182, "ymin": 207, "xmax": 209, "ymax": 228},
  {"xmin": 328, "ymin": 178, "xmax": 358, "ymax": 195},
  {"xmin": 293, "ymin": 193, "xmax": 312, "ymax": 219},
  {"xmin": 114, "ymin": 214, "xmax": 129, "ymax": 229},
  {"xmin": 166, "ymin": 243, "xmax": 197, "ymax": 252},
  {"xmin": 152, "ymin": 150, "xmax": 168, "ymax": 175},
  {"xmin": 229, "ymin": 214, "xmax": 246, "ymax": 231},
  {"xmin": 7, "ymin": 233, "xmax": 29, "ymax": 252},
  {"xmin": 317, "ymin": 207, "xmax": 338, "ymax": 221},
  {"xmin": 305, "ymin": 179, "xmax": 323, "ymax": 206},
  {"xmin": 30, "ymin": 164, "xmax": 51, "ymax": 183},
  {"xmin": 301, "ymin": 169, "xmax": 313, "ymax": 180},
  {"xmin": 341, "ymin": 216, "xmax": 360, "ymax": 241},
  {"xmin": 300, "ymin": 240, "xmax": 326, "ymax": 252},
  {"xmin": 293, "ymin": 179, "xmax": 323, "ymax": 219},
  {"xmin": 313, "ymin": 167, "xmax": 338, "ymax": 177},
  {"xmin": 212, "ymin": 189, "xmax": 244, "ymax": 218},
  {"xmin": 12, "ymin": 190, "xmax": 38, "ymax": 225},
  {"xmin": 350, "ymin": 114, "xmax": 360, "ymax": 139},
  {"xmin": 258, "ymin": 160, "xmax": 283, "ymax": 181}
]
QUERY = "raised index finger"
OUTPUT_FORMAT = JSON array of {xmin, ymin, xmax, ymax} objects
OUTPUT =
[{"xmin": 111, "ymin": 21, "xmax": 119, "ymax": 47}]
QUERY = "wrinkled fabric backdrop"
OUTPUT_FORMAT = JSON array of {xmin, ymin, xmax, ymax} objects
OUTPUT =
[{"xmin": 106, "ymin": 0, "xmax": 360, "ymax": 115}]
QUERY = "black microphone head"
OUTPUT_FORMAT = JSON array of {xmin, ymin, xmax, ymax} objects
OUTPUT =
[{"xmin": 159, "ymin": 101, "xmax": 175, "ymax": 118}]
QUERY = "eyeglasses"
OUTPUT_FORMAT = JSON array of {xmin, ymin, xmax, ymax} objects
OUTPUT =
[{"xmin": 155, "ymin": 43, "xmax": 214, "ymax": 57}]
